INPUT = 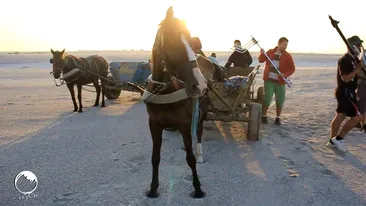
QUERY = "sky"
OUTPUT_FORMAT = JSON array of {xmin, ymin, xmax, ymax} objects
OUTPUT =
[{"xmin": 0, "ymin": 0, "xmax": 365, "ymax": 54}]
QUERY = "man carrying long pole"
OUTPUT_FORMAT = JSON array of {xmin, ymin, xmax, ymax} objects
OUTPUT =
[
  {"xmin": 328, "ymin": 15, "xmax": 365, "ymax": 152},
  {"xmin": 255, "ymin": 37, "xmax": 295, "ymax": 125}
]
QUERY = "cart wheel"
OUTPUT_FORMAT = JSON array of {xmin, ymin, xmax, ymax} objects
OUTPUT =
[
  {"xmin": 256, "ymin": 86, "xmax": 264, "ymax": 105},
  {"xmin": 247, "ymin": 102, "xmax": 261, "ymax": 141},
  {"xmin": 105, "ymin": 76, "xmax": 121, "ymax": 100}
]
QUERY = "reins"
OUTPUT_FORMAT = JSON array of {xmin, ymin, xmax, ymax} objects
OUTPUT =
[{"xmin": 54, "ymin": 78, "xmax": 65, "ymax": 87}]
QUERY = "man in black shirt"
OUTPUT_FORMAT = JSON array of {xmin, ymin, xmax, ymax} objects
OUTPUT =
[
  {"xmin": 224, "ymin": 40, "xmax": 253, "ymax": 69},
  {"xmin": 328, "ymin": 35, "xmax": 364, "ymax": 152}
]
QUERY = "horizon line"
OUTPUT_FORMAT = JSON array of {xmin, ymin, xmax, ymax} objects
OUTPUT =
[{"xmin": 0, "ymin": 50, "xmax": 344, "ymax": 55}]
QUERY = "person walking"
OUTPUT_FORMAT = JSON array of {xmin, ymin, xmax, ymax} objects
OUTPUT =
[
  {"xmin": 355, "ymin": 44, "xmax": 366, "ymax": 131},
  {"xmin": 258, "ymin": 37, "xmax": 295, "ymax": 125},
  {"xmin": 328, "ymin": 35, "xmax": 364, "ymax": 152}
]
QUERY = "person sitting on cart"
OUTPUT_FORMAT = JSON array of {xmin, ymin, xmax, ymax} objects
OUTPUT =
[
  {"xmin": 191, "ymin": 37, "xmax": 226, "ymax": 81},
  {"xmin": 208, "ymin": 53, "xmax": 219, "ymax": 65},
  {"xmin": 224, "ymin": 39, "xmax": 253, "ymax": 69},
  {"xmin": 191, "ymin": 37, "xmax": 207, "ymax": 57}
]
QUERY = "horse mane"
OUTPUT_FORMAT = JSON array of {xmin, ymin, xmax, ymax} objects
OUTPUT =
[
  {"xmin": 151, "ymin": 25, "xmax": 166, "ymax": 82},
  {"xmin": 63, "ymin": 54, "xmax": 80, "ymax": 70},
  {"xmin": 64, "ymin": 54, "xmax": 77, "ymax": 60}
]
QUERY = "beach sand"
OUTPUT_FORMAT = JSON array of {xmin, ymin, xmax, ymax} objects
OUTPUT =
[{"xmin": 0, "ymin": 66, "xmax": 365, "ymax": 205}]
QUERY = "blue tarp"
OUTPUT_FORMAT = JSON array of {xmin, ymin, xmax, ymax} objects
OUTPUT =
[{"xmin": 109, "ymin": 62, "xmax": 151, "ymax": 84}]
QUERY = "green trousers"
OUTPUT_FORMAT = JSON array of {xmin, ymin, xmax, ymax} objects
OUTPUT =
[{"xmin": 264, "ymin": 80, "xmax": 286, "ymax": 108}]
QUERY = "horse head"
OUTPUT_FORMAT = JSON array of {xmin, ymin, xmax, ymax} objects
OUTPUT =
[
  {"xmin": 151, "ymin": 6, "xmax": 207, "ymax": 97},
  {"xmin": 50, "ymin": 49, "xmax": 66, "ymax": 79}
]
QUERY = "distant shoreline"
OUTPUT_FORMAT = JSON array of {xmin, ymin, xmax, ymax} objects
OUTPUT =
[{"xmin": 0, "ymin": 50, "xmax": 343, "ymax": 56}]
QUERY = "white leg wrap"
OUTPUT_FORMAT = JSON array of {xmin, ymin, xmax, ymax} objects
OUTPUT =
[{"xmin": 196, "ymin": 143, "xmax": 204, "ymax": 163}]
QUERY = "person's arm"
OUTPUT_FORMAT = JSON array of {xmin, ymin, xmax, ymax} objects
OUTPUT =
[
  {"xmin": 339, "ymin": 57, "xmax": 362, "ymax": 82},
  {"xmin": 283, "ymin": 54, "xmax": 295, "ymax": 77},
  {"xmin": 258, "ymin": 49, "xmax": 270, "ymax": 63},
  {"xmin": 224, "ymin": 53, "xmax": 234, "ymax": 69},
  {"xmin": 245, "ymin": 51, "xmax": 253, "ymax": 66}
]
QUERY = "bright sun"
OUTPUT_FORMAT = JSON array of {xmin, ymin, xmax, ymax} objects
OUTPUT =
[
  {"xmin": 172, "ymin": 6, "xmax": 202, "ymax": 38},
  {"xmin": 171, "ymin": 4, "xmax": 227, "ymax": 50},
  {"xmin": 185, "ymin": 20, "xmax": 201, "ymax": 37}
]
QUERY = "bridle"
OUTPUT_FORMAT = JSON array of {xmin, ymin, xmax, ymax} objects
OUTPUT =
[
  {"xmin": 50, "ymin": 55, "xmax": 71, "ymax": 75},
  {"xmin": 153, "ymin": 25, "xmax": 198, "ymax": 85},
  {"xmin": 50, "ymin": 55, "xmax": 81, "ymax": 86},
  {"xmin": 143, "ymin": 26, "xmax": 198, "ymax": 103},
  {"xmin": 50, "ymin": 55, "xmax": 84, "ymax": 76}
]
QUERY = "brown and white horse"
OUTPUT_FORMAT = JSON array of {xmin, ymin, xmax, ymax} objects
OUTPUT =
[{"xmin": 141, "ymin": 6, "xmax": 210, "ymax": 198}]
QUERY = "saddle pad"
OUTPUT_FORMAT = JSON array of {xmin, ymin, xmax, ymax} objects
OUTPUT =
[{"xmin": 223, "ymin": 75, "xmax": 248, "ymax": 96}]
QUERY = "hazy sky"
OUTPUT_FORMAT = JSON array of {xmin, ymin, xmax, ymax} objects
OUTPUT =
[{"xmin": 1, "ymin": 0, "xmax": 365, "ymax": 53}]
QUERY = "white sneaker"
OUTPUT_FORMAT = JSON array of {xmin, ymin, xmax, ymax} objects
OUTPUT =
[
  {"xmin": 330, "ymin": 137, "xmax": 347, "ymax": 152},
  {"xmin": 326, "ymin": 139, "xmax": 344, "ymax": 147}
]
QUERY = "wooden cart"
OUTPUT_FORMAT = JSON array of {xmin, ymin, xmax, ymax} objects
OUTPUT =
[
  {"xmin": 104, "ymin": 61, "xmax": 151, "ymax": 99},
  {"xmin": 205, "ymin": 65, "xmax": 263, "ymax": 141}
]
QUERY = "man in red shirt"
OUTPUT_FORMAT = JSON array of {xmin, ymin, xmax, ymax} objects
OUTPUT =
[{"xmin": 258, "ymin": 37, "xmax": 295, "ymax": 125}]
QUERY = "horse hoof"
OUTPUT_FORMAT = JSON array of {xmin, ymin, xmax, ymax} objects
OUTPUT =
[
  {"xmin": 190, "ymin": 190, "xmax": 205, "ymax": 198},
  {"xmin": 145, "ymin": 190, "xmax": 159, "ymax": 198},
  {"xmin": 73, "ymin": 109, "xmax": 78, "ymax": 112},
  {"xmin": 78, "ymin": 110, "xmax": 83, "ymax": 113},
  {"xmin": 93, "ymin": 104, "xmax": 99, "ymax": 107},
  {"xmin": 101, "ymin": 104, "xmax": 106, "ymax": 108}
]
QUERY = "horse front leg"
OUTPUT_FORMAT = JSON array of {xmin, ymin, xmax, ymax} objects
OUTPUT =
[
  {"xmin": 179, "ymin": 124, "xmax": 205, "ymax": 198},
  {"xmin": 197, "ymin": 97, "xmax": 209, "ymax": 163},
  {"xmin": 76, "ymin": 84, "xmax": 83, "ymax": 113},
  {"xmin": 146, "ymin": 118, "xmax": 164, "ymax": 198},
  {"xmin": 100, "ymin": 78, "xmax": 106, "ymax": 107},
  {"xmin": 92, "ymin": 80, "xmax": 101, "ymax": 106},
  {"xmin": 196, "ymin": 118, "xmax": 205, "ymax": 163},
  {"xmin": 67, "ymin": 84, "xmax": 78, "ymax": 112}
]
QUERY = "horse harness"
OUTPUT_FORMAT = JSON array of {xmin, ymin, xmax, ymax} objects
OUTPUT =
[
  {"xmin": 59, "ymin": 55, "xmax": 101, "ymax": 84},
  {"xmin": 142, "ymin": 60, "xmax": 199, "ymax": 104}
]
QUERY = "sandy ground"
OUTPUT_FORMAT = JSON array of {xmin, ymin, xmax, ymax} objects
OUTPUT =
[{"xmin": 0, "ymin": 67, "xmax": 365, "ymax": 206}]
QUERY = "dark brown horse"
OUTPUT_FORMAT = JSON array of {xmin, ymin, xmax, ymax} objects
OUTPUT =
[
  {"xmin": 141, "ymin": 6, "xmax": 209, "ymax": 198},
  {"xmin": 50, "ymin": 49, "xmax": 109, "ymax": 112}
]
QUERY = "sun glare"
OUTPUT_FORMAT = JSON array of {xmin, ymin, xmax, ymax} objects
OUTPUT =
[
  {"xmin": 170, "ymin": 4, "xmax": 227, "ymax": 51},
  {"xmin": 171, "ymin": 6, "xmax": 200, "ymax": 37},
  {"xmin": 0, "ymin": 0, "xmax": 366, "ymax": 53}
]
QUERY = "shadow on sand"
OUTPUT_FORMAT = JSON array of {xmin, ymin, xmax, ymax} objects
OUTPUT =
[{"xmin": 0, "ymin": 94, "xmax": 365, "ymax": 205}]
